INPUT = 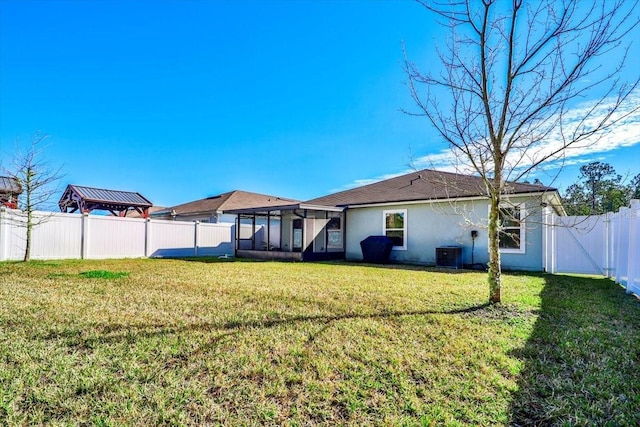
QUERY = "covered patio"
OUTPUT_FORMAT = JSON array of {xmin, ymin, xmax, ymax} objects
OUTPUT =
[{"xmin": 224, "ymin": 203, "xmax": 346, "ymax": 261}]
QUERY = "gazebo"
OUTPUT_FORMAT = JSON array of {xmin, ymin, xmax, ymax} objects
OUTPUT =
[
  {"xmin": 0, "ymin": 176, "xmax": 22, "ymax": 209},
  {"xmin": 58, "ymin": 184, "xmax": 153, "ymax": 218}
]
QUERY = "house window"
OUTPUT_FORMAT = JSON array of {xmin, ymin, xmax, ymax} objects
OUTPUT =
[
  {"xmin": 292, "ymin": 218, "xmax": 303, "ymax": 251},
  {"xmin": 327, "ymin": 216, "xmax": 342, "ymax": 248},
  {"xmin": 499, "ymin": 204, "xmax": 526, "ymax": 253},
  {"xmin": 383, "ymin": 209, "xmax": 407, "ymax": 250}
]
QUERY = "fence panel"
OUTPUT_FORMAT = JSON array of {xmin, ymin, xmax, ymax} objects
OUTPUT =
[
  {"xmin": 614, "ymin": 207, "xmax": 630, "ymax": 285},
  {"xmin": 197, "ymin": 222, "xmax": 234, "ymax": 256},
  {"xmin": 30, "ymin": 212, "xmax": 83, "ymax": 260},
  {"xmin": 618, "ymin": 200, "xmax": 639, "ymax": 295},
  {"xmin": 547, "ymin": 200, "xmax": 640, "ymax": 298},
  {"xmin": 553, "ymin": 215, "xmax": 607, "ymax": 275},
  {"xmin": 0, "ymin": 208, "xmax": 27, "ymax": 260},
  {"xmin": 147, "ymin": 220, "xmax": 197, "ymax": 257},
  {"xmin": 86, "ymin": 216, "xmax": 146, "ymax": 259},
  {"xmin": 0, "ymin": 208, "xmax": 237, "ymax": 261}
]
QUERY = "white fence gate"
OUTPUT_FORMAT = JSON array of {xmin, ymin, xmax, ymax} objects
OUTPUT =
[
  {"xmin": 0, "ymin": 208, "xmax": 240, "ymax": 261},
  {"xmin": 545, "ymin": 200, "xmax": 640, "ymax": 296}
]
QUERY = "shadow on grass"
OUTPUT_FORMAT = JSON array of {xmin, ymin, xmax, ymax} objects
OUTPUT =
[
  {"xmin": 165, "ymin": 256, "xmax": 249, "ymax": 264},
  {"xmin": 509, "ymin": 274, "xmax": 640, "ymax": 425},
  {"xmin": 319, "ymin": 260, "xmax": 481, "ymax": 274},
  {"xmin": 168, "ymin": 257, "xmax": 483, "ymax": 274},
  {"xmin": 41, "ymin": 303, "xmax": 495, "ymax": 357}
]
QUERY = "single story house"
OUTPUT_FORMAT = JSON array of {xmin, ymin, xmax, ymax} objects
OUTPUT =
[
  {"xmin": 225, "ymin": 169, "xmax": 565, "ymax": 271},
  {"xmin": 151, "ymin": 190, "xmax": 300, "ymax": 250},
  {"xmin": 151, "ymin": 190, "xmax": 298, "ymax": 223}
]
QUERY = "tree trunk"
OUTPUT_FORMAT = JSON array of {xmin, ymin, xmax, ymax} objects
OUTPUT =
[
  {"xmin": 487, "ymin": 195, "xmax": 502, "ymax": 303},
  {"xmin": 24, "ymin": 203, "xmax": 32, "ymax": 262},
  {"xmin": 23, "ymin": 173, "xmax": 33, "ymax": 262}
]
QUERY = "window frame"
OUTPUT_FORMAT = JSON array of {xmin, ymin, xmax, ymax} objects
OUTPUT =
[
  {"xmin": 496, "ymin": 203, "xmax": 526, "ymax": 254},
  {"xmin": 326, "ymin": 216, "xmax": 343, "ymax": 249},
  {"xmin": 383, "ymin": 209, "xmax": 407, "ymax": 250}
]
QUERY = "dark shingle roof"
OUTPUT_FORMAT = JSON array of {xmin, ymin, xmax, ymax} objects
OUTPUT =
[
  {"xmin": 0, "ymin": 176, "xmax": 22, "ymax": 194},
  {"xmin": 307, "ymin": 169, "xmax": 556, "ymax": 207},
  {"xmin": 162, "ymin": 190, "xmax": 299, "ymax": 216}
]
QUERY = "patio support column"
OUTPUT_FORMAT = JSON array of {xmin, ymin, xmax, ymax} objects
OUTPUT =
[
  {"xmin": 325, "ymin": 211, "xmax": 328, "ymax": 253},
  {"xmin": 267, "ymin": 211, "xmax": 271, "ymax": 251},
  {"xmin": 279, "ymin": 214, "xmax": 283, "ymax": 251},
  {"xmin": 302, "ymin": 209, "xmax": 307, "ymax": 257},
  {"xmin": 342, "ymin": 210, "xmax": 347, "ymax": 254},
  {"xmin": 252, "ymin": 214, "xmax": 256, "ymax": 250},
  {"xmin": 235, "ymin": 214, "xmax": 240, "ymax": 254}
]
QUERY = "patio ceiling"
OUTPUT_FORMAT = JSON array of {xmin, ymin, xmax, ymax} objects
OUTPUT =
[{"xmin": 223, "ymin": 203, "xmax": 344, "ymax": 216}]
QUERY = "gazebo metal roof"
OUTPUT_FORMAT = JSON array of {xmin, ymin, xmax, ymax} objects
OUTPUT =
[
  {"xmin": 58, "ymin": 184, "xmax": 153, "ymax": 218},
  {"xmin": 0, "ymin": 176, "xmax": 22, "ymax": 195},
  {"xmin": 0, "ymin": 176, "xmax": 22, "ymax": 208}
]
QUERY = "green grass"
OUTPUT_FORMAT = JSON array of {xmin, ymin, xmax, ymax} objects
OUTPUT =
[
  {"xmin": 0, "ymin": 259, "xmax": 638, "ymax": 426},
  {"xmin": 79, "ymin": 270, "xmax": 130, "ymax": 280}
]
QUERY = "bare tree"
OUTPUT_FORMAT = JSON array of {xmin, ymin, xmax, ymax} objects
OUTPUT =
[
  {"xmin": 4, "ymin": 133, "xmax": 64, "ymax": 261},
  {"xmin": 404, "ymin": 0, "xmax": 639, "ymax": 303}
]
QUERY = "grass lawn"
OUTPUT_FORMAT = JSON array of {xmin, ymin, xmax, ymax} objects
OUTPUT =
[{"xmin": 1, "ymin": 259, "xmax": 639, "ymax": 426}]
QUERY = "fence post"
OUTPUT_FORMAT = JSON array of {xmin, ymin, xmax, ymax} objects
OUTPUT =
[
  {"xmin": 194, "ymin": 221, "xmax": 200, "ymax": 257},
  {"xmin": 605, "ymin": 212, "xmax": 611, "ymax": 278},
  {"xmin": 543, "ymin": 207, "xmax": 554, "ymax": 273},
  {"xmin": 626, "ymin": 200, "xmax": 639, "ymax": 295},
  {"xmin": 609, "ymin": 212, "xmax": 618, "ymax": 279},
  {"xmin": 145, "ymin": 218, "xmax": 152, "ymax": 258},
  {"xmin": 542, "ymin": 207, "xmax": 548, "ymax": 272},
  {"xmin": 81, "ymin": 213, "xmax": 89, "ymax": 259},
  {"xmin": 0, "ymin": 207, "xmax": 6, "ymax": 261},
  {"xmin": 550, "ymin": 211, "xmax": 557, "ymax": 274},
  {"xmin": 615, "ymin": 207, "xmax": 630, "ymax": 285}
]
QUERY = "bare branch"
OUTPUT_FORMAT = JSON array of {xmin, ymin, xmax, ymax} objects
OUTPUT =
[
  {"xmin": 3, "ymin": 132, "xmax": 65, "ymax": 261},
  {"xmin": 404, "ymin": 0, "xmax": 640, "ymax": 303}
]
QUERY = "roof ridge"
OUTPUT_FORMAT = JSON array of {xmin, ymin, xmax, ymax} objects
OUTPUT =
[
  {"xmin": 230, "ymin": 189, "xmax": 299, "ymax": 201},
  {"xmin": 69, "ymin": 184, "xmax": 144, "ymax": 195},
  {"xmin": 307, "ymin": 168, "xmax": 557, "ymax": 207},
  {"xmin": 305, "ymin": 168, "xmax": 446, "ymax": 201},
  {"xmin": 163, "ymin": 189, "xmax": 300, "ymax": 215}
]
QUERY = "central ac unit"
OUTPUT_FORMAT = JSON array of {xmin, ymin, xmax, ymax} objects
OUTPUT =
[{"xmin": 435, "ymin": 246, "xmax": 463, "ymax": 269}]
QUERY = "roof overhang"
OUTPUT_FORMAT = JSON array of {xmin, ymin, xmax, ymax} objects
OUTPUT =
[
  {"xmin": 224, "ymin": 203, "xmax": 345, "ymax": 216},
  {"xmin": 342, "ymin": 190, "xmax": 566, "ymax": 213}
]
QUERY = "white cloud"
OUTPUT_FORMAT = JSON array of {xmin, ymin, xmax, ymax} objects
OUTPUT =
[
  {"xmin": 344, "ymin": 89, "xmax": 640, "ymax": 189},
  {"xmin": 329, "ymin": 171, "xmax": 411, "ymax": 192}
]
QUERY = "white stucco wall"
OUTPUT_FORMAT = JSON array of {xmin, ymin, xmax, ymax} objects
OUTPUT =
[{"xmin": 345, "ymin": 196, "xmax": 547, "ymax": 271}]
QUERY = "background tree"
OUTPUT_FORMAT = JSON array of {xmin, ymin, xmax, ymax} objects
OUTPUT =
[
  {"xmin": 580, "ymin": 162, "xmax": 622, "ymax": 213},
  {"xmin": 629, "ymin": 173, "xmax": 640, "ymax": 200},
  {"xmin": 404, "ymin": 0, "xmax": 639, "ymax": 303},
  {"xmin": 562, "ymin": 161, "xmax": 638, "ymax": 215},
  {"xmin": 562, "ymin": 182, "xmax": 591, "ymax": 216},
  {"xmin": 3, "ymin": 133, "xmax": 64, "ymax": 261}
]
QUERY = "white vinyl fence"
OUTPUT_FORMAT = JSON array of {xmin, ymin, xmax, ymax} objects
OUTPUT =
[
  {"xmin": 0, "ymin": 208, "xmax": 242, "ymax": 261},
  {"xmin": 545, "ymin": 200, "xmax": 640, "ymax": 297}
]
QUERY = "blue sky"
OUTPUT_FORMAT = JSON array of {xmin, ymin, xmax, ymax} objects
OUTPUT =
[{"xmin": 1, "ymin": 0, "xmax": 639, "ymax": 208}]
